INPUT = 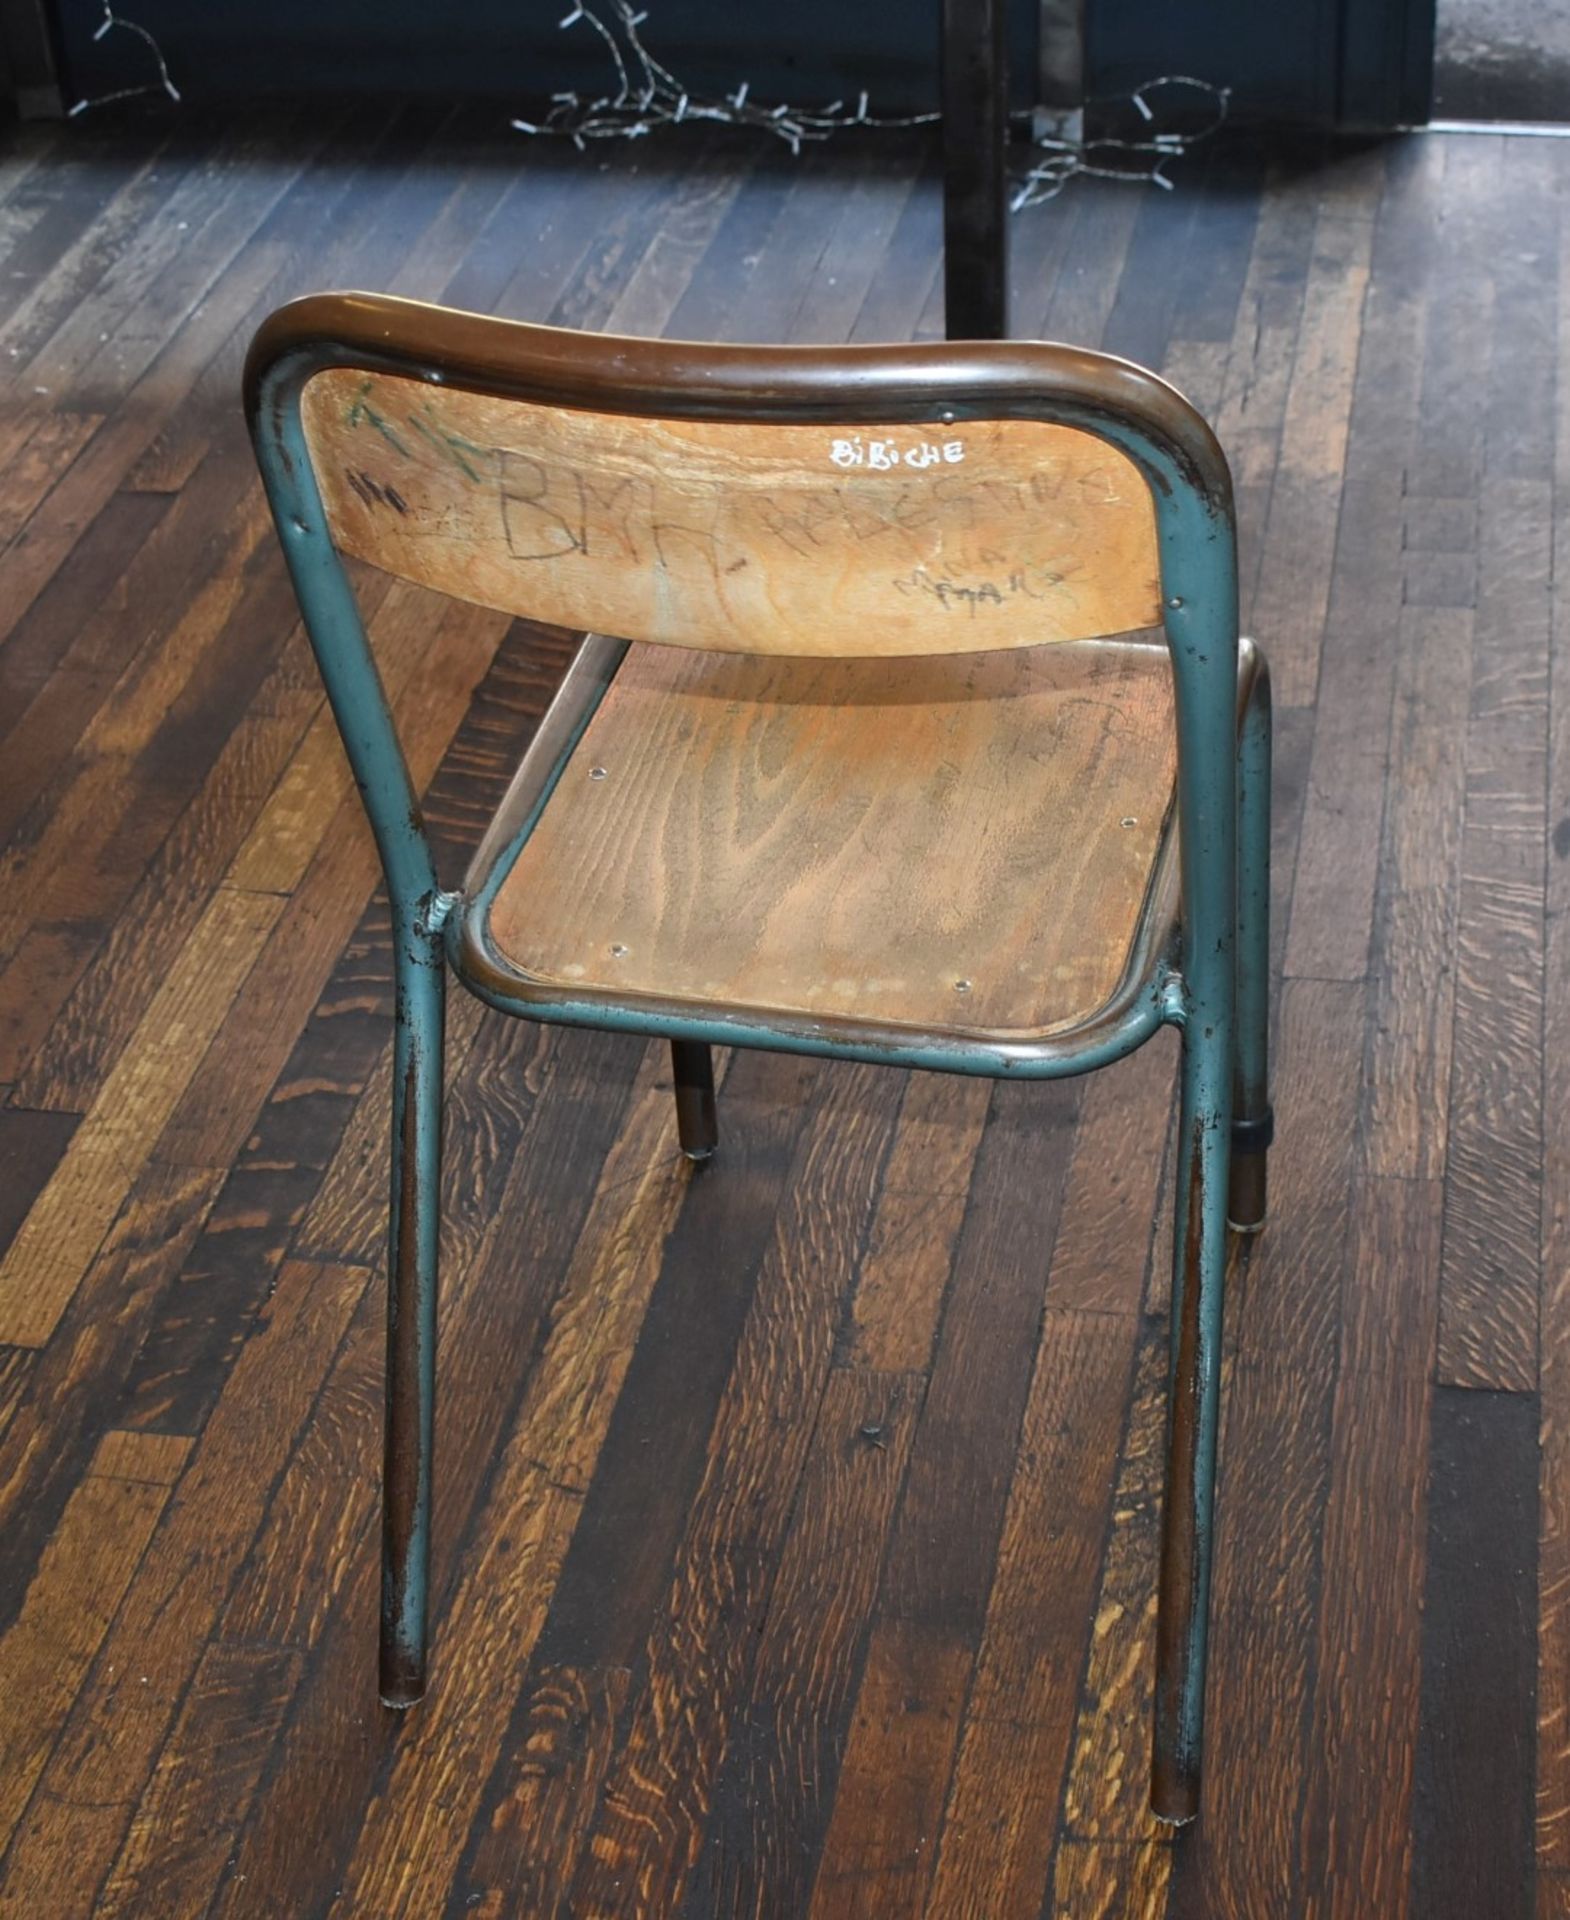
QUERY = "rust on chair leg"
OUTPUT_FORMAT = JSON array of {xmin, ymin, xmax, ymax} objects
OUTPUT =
[
  {"xmin": 381, "ymin": 1053, "xmax": 429, "ymax": 1706},
  {"xmin": 671, "ymin": 1038, "xmax": 718, "ymax": 1161},
  {"xmin": 380, "ymin": 925, "xmax": 444, "ymax": 1709},
  {"xmin": 1153, "ymin": 1124, "xmax": 1206, "ymax": 1823}
]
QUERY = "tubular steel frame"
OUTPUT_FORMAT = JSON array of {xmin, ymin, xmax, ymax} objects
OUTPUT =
[{"xmin": 244, "ymin": 291, "xmax": 1273, "ymax": 1825}]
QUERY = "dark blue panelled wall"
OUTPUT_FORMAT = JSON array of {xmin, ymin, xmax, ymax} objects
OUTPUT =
[
  {"xmin": 1089, "ymin": 0, "xmax": 1432, "ymax": 127},
  {"xmin": 55, "ymin": 0, "xmax": 1035, "ymax": 114},
  {"xmin": 53, "ymin": 0, "xmax": 1429, "ymax": 126}
]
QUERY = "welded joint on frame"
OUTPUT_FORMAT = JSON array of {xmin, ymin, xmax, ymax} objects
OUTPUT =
[
  {"xmin": 416, "ymin": 889, "xmax": 459, "ymax": 940},
  {"xmin": 1158, "ymin": 969, "xmax": 1189, "ymax": 1027}
]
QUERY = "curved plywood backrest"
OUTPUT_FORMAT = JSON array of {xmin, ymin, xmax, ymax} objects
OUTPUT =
[{"xmin": 299, "ymin": 366, "xmax": 1163, "ymax": 658}]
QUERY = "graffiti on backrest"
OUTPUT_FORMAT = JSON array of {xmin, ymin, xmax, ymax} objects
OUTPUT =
[
  {"xmin": 830, "ymin": 435, "xmax": 966, "ymax": 471},
  {"xmin": 482, "ymin": 441, "xmax": 1127, "ymax": 619},
  {"xmin": 891, "ymin": 558, "xmax": 1084, "ymax": 616},
  {"xmin": 497, "ymin": 451, "xmax": 734, "ymax": 571},
  {"xmin": 344, "ymin": 469, "xmax": 409, "ymax": 516}
]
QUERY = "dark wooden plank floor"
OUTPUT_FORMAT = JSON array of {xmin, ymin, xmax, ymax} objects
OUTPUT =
[{"xmin": 0, "ymin": 107, "xmax": 1560, "ymax": 1918}]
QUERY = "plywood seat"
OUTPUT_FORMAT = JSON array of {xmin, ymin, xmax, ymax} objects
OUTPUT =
[{"xmin": 475, "ymin": 634, "xmax": 1178, "ymax": 1043}]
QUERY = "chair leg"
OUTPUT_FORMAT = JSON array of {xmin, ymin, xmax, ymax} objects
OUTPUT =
[
  {"xmin": 671, "ymin": 1039, "xmax": 718, "ymax": 1161},
  {"xmin": 1229, "ymin": 653, "xmax": 1273, "ymax": 1233},
  {"xmin": 380, "ymin": 921, "xmax": 445, "ymax": 1708},
  {"xmin": 1151, "ymin": 1025, "xmax": 1231, "ymax": 1824}
]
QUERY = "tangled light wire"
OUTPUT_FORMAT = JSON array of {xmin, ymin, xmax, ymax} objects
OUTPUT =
[
  {"xmin": 65, "ymin": 0, "xmax": 1229, "ymax": 207},
  {"xmin": 68, "ymin": 0, "xmax": 181, "ymax": 115},
  {"xmin": 517, "ymin": 2, "xmax": 1229, "ymax": 203},
  {"xmin": 1014, "ymin": 76, "xmax": 1231, "ymax": 207},
  {"xmin": 512, "ymin": 0, "xmax": 939, "ymax": 153}
]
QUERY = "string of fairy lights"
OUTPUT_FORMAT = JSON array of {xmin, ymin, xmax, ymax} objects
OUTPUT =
[
  {"xmin": 68, "ymin": 0, "xmax": 181, "ymax": 114},
  {"xmin": 69, "ymin": 0, "xmax": 1229, "ymax": 205}
]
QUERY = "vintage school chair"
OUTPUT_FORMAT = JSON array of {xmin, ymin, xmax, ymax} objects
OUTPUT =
[{"xmin": 245, "ymin": 292, "xmax": 1272, "ymax": 1824}]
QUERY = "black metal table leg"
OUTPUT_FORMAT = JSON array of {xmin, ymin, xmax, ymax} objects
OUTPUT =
[{"xmin": 941, "ymin": 0, "xmax": 1009, "ymax": 340}]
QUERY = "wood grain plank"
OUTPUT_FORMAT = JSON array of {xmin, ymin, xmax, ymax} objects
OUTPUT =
[
  {"xmin": 114, "ymin": 622, "xmax": 545, "ymax": 1440},
  {"xmin": 1300, "ymin": 1175, "xmax": 1441, "ymax": 1920},
  {"xmin": 1540, "ymin": 202, "xmax": 1570, "ymax": 1862},
  {"xmin": 97, "ymin": 119, "xmax": 711, "ymax": 1435},
  {"xmin": 1234, "ymin": 977, "xmax": 1364, "ymax": 1367},
  {"xmin": 0, "ymin": 408, "xmax": 104, "ymax": 548},
  {"xmin": 385, "ymin": 1061, "xmax": 898, "ymax": 1919},
  {"xmin": 1336, "ymin": 135, "xmax": 1435, "ymax": 501},
  {"xmin": 1163, "ymin": 1357, "xmax": 1332, "ymax": 1919},
  {"xmin": 1436, "ymin": 463, "xmax": 1551, "ymax": 1390},
  {"xmin": 1049, "ymin": 1838, "xmax": 1172, "ymax": 1920},
  {"xmin": 1405, "ymin": 136, "xmax": 1495, "ymax": 504},
  {"xmin": 1246, "ymin": 161, "xmax": 1378, "ymax": 710},
  {"xmin": 1480, "ymin": 136, "xmax": 1556, "ymax": 489},
  {"xmin": 1208, "ymin": 151, "xmax": 1322, "ymax": 633},
  {"xmin": 7, "ymin": 684, "xmax": 319, "ymax": 1107},
  {"xmin": 0, "ymin": 483, "xmax": 168, "ymax": 730},
  {"xmin": 592, "ymin": 141, "xmax": 760, "ymax": 341},
  {"xmin": 0, "ymin": 1106, "xmax": 80, "ymax": 1256},
  {"xmin": 925, "ymin": 1310, "xmax": 1135, "ymax": 1920},
  {"xmin": 117, "ymin": 105, "xmax": 482, "ymax": 499},
  {"xmin": 808, "ymin": 1621, "xmax": 974, "ymax": 1920},
  {"xmin": 0, "ymin": 886, "xmax": 280, "ymax": 1347},
  {"xmin": 230, "ymin": 626, "xmax": 566, "ymax": 1286},
  {"xmin": 96, "ymin": 1641, "xmax": 304, "ymax": 1920},
  {"xmin": 452, "ymin": 1664, "xmax": 634, "ymax": 1920},
  {"xmin": 668, "ymin": 1368, "xmax": 921, "ymax": 1920},
  {"xmin": 434, "ymin": 1050, "xmax": 812, "ymax": 1902},
  {"xmin": 1279, "ymin": 468, "xmax": 1401, "ymax": 982},
  {"xmin": 0, "ymin": 130, "xmax": 189, "ymax": 365},
  {"xmin": 1166, "ymin": 142, "xmax": 1267, "ymax": 349},
  {"xmin": 0, "ymin": 117, "xmax": 325, "ymax": 477},
  {"xmin": 850, "ymin": 145, "xmax": 941, "ymax": 347},
  {"xmin": 1057, "ymin": 1331, "xmax": 1171, "ymax": 1842},
  {"xmin": 1044, "ymin": 1032, "xmax": 1174, "ymax": 1318},
  {"xmin": 151, "ymin": 605, "xmax": 507, "ymax": 1173},
  {"xmin": 809, "ymin": 1079, "xmax": 1080, "ymax": 1919},
  {"xmin": 204, "ymin": 1033, "xmax": 656, "ymax": 1918},
  {"xmin": 0, "ymin": 106, "xmax": 451, "ymax": 681},
  {"xmin": 0, "ymin": 1428, "xmax": 193, "ymax": 1857},
  {"xmin": 847, "ymin": 1072, "xmax": 990, "ymax": 1372},
  {"xmin": 0, "ymin": 1165, "xmax": 224, "ymax": 1637},
  {"xmin": 0, "ymin": 1347, "xmax": 31, "ymax": 1444},
  {"xmin": 1037, "ymin": 178, "xmax": 1143, "ymax": 352},
  {"xmin": 0, "ymin": 502, "xmax": 277, "ymax": 960},
  {"xmin": 218, "ymin": 1307, "xmax": 381, "ymax": 1648},
  {"xmin": 1410, "ymin": 1385, "xmax": 1537, "ymax": 1920},
  {"xmin": 1362, "ymin": 605, "xmax": 1472, "ymax": 1180},
  {"xmin": 0, "ymin": 1260, "xmax": 366, "ymax": 1916},
  {"xmin": 1099, "ymin": 146, "xmax": 1216, "ymax": 374},
  {"xmin": 786, "ymin": 138, "xmax": 927, "ymax": 348},
  {"xmin": 1536, "ymin": 162, "xmax": 1570, "ymax": 1871},
  {"xmin": 1436, "ymin": 822, "xmax": 1544, "ymax": 1391}
]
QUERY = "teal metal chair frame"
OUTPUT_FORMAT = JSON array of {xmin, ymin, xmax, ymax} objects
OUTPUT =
[{"xmin": 245, "ymin": 292, "xmax": 1272, "ymax": 1825}]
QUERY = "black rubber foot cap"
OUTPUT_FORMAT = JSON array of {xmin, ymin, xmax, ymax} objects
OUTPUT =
[
  {"xmin": 379, "ymin": 1653, "xmax": 426, "ymax": 1708},
  {"xmin": 1227, "ymin": 1150, "xmax": 1268, "ymax": 1235}
]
